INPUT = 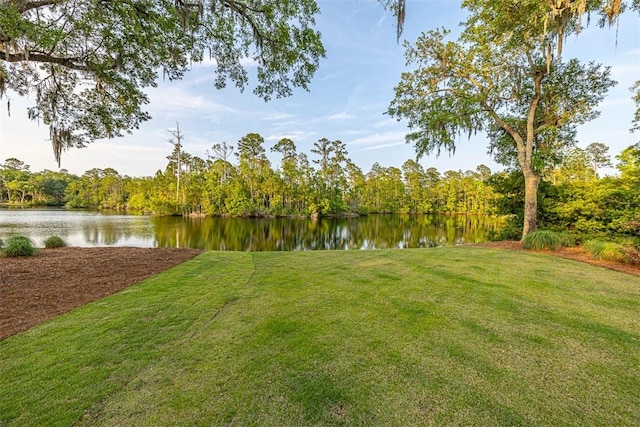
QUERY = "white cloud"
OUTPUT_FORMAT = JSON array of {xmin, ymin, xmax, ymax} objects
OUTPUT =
[
  {"xmin": 262, "ymin": 112, "xmax": 297, "ymax": 121},
  {"xmin": 341, "ymin": 129, "xmax": 368, "ymax": 136},
  {"xmin": 188, "ymin": 56, "xmax": 258, "ymax": 69},
  {"xmin": 352, "ymin": 141, "xmax": 407, "ymax": 152},
  {"xmin": 148, "ymin": 85, "xmax": 237, "ymax": 115},
  {"xmin": 324, "ymin": 112, "xmax": 356, "ymax": 120},
  {"xmin": 264, "ymin": 131, "xmax": 317, "ymax": 143},
  {"xmin": 316, "ymin": 71, "xmax": 350, "ymax": 82},
  {"xmin": 611, "ymin": 62, "xmax": 640, "ymax": 83},
  {"xmin": 348, "ymin": 131, "xmax": 407, "ymax": 147},
  {"xmin": 373, "ymin": 12, "xmax": 387, "ymax": 30},
  {"xmin": 239, "ymin": 57, "xmax": 259, "ymax": 68},
  {"xmin": 372, "ymin": 117, "xmax": 400, "ymax": 128},
  {"xmin": 597, "ymin": 95, "xmax": 636, "ymax": 110},
  {"xmin": 51, "ymin": 140, "xmax": 168, "ymax": 177},
  {"xmin": 623, "ymin": 48, "xmax": 640, "ymax": 58}
]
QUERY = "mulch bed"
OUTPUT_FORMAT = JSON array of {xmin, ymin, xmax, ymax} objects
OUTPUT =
[
  {"xmin": 0, "ymin": 247, "xmax": 202, "ymax": 341},
  {"xmin": 1, "ymin": 244, "xmax": 638, "ymax": 342}
]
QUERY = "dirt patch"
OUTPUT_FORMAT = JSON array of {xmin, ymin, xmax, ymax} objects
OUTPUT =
[
  {"xmin": 1, "ymin": 244, "xmax": 638, "ymax": 342},
  {"xmin": 0, "ymin": 247, "xmax": 202, "ymax": 341}
]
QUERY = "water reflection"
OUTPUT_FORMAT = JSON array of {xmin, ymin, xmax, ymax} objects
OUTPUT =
[
  {"xmin": 0, "ymin": 209, "xmax": 502, "ymax": 250},
  {"xmin": 0, "ymin": 209, "xmax": 155, "ymax": 248},
  {"xmin": 150, "ymin": 214, "xmax": 501, "ymax": 251}
]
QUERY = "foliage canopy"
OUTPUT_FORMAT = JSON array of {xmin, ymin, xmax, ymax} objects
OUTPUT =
[
  {"xmin": 0, "ymin": 0, "xmax": 325, "ymax": 163},
  {"xmin": 388, "ymin": 1, "xmax": 617, "ymax": 238}
]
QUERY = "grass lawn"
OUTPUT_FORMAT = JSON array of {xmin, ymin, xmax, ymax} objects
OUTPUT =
[{"xmin": 1, "ymin": 247, "xmax": 639, "ymax": 426}]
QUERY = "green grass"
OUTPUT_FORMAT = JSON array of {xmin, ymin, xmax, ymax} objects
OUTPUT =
[
  {"xmin": 43, "ymin": 235, "xmax": 67, "ymax": 249},
  {"xmin": 523, "ymin": 230, "xmax": 562, "ymax": 250},
  {"xmin": 1, "ymin": 248, "xmax": 639, "ymax": 426},
  {"xmin": 522, "ymin": 229, "xmax": 575, "ymax": 250},
  {"xmin": 1, "ymin": 235, "xmax": 36, "ymax": 257}
]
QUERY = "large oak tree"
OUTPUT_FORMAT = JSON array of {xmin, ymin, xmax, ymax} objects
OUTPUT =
[
  {"xmin": 388, "ymin": 0, "xmax": 616, "ymax": 238},
  {"xmin": 0, "ymin": 0, "xmax": 325, "ymax": 163},
  {"xmin": 391, "ymin": 0, "xmax": 639, "ymax": 132}
]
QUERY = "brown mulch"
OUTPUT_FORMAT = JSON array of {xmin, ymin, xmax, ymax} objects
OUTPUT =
[
  {"xmin": 0, "ymin": 247, "xmax": 203, "ymax": 341},
  {"xmin": 1, "ymin": 243, "xmax": 638, "ymax": 342}
]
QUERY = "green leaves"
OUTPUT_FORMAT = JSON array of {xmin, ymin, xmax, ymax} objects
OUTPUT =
[
  {"xmin": 631, "ymin": 79, "xmax": 640, "ymax": 132},
  {"xmin": 389, "ymin": 5, "xmax": 616, "ymax": 169},
  {"xmin": 388, "ymin": 29, "xmax": 486, "ymax": 158},
  {"xmin": 1, "ymin": 0, "xmax": 325, "ymax": 163},
  {"xmin": 388, "ymin": 1, "xmax": 618, "ymax": 237}
]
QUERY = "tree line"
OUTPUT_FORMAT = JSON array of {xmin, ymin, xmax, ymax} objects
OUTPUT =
[
  {"xmin": 0, "ymin": 133, "xmax": 499, "ymax": 216},
  {"xmin": 2, "ymin": 134, "xmax": 639, "ymax": 240}
]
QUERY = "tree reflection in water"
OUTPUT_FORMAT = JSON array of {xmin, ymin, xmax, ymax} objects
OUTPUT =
[
  {"xmin": 0, "ymin": 209, "xmax": 503, "ymax": 250},
  {"xmin": 151, "ymin": 214, "xmax": 503, "ymax": 251}
]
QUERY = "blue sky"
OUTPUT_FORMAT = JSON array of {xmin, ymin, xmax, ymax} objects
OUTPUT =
[{"xmin": 1, "ymin": 0, "xmax": 638, "ymax": 177}]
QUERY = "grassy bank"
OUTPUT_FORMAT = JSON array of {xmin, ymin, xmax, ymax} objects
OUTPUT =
[{"xmin": 1, "ymin": 248, "xmax": 639, "ymax": 426}]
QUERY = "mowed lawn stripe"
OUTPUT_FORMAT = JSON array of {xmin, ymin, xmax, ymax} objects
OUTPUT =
[{"xmin": 1, "ymin": 248, "xmax": 639, "ymax": 426}]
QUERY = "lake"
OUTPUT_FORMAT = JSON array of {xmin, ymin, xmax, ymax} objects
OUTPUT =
[{"xmin": 0, "ymin": 209, "xmax": 503, "ymax": 251}]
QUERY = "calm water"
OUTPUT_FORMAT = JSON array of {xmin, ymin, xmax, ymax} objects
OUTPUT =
[{"xmin": 0, "ymin": 209, "xmax": 503, "ymax": 250}]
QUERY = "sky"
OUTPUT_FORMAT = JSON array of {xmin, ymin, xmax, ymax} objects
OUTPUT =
[{"xmin": 1, "ymin": 0, "xmax": 639, "ymax": 178}]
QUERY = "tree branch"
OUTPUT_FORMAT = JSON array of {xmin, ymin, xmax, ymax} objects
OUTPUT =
[
  {"xmin": 10, "ymin": 0, "xmax": 61, "ymax": 14},
  {"xmin": 481, "ymin": 99, "xmax": 525, "ymax": 151},
  {"xmin": 224, "ymin": 0, "xmax": 276, "ymax": 54},
  {"xmin": 0, "ymin": 49, "xmax": 94, "ymax": 71},
  {"xmin": 525, "ymin": 70, "xmax": 545, "ymax": 166}
]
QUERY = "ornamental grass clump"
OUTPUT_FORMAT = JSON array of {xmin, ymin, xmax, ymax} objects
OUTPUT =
[
  {"xmin": 2, "ymin": 236, "xmax": 36, "ymax": 257},
  {"xmin": 522, "ymin": 230, "xmax": 562, "ymax": 251},
  {"xmin": 44, "ymin": 236, "xmax": 67, "ymax": 249},
  {"xmin": 584, "ymin": 240, "xmax": 629, "ymax": 263}
]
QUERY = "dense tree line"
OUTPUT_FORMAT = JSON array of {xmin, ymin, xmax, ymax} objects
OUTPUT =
[
  {"xmin": 3, "ymin": 134, "xmax": 639, "ymax": 241},
  {"xmin": 0, "ymin": 134, "xmax": 498, "ymax": 217}
]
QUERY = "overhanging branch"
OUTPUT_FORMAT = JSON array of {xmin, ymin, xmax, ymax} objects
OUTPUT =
[
  {"xmin": 0, "ymin": 49, "xmax": 93, "ymax": 72},
  {"xmin": 9, "ymin": 0, "xmax": 61, "ymax": 14}
]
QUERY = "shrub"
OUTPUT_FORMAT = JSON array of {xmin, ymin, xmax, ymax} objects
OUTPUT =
[
  {"xmin": 44, "ymin": 235, "xmax": 67, "ymax": 249},
  {"xmin": 2, "ymin": 236, "xmax": 36, "ymax": 257},
  {"xmin": 0, "ymin": 238, "xmax": 4, "ymax": 249},
  {"xmin": 558, "ymin": 233, "xmax": 577, "ymax": 248},
  {"xmin": 488, "ymin": 217, "xmax": 521, "ymax": 241},
  {"xmin": 609, "ymin": 215, "xmax": 640, "ymax": 235},
  {"xmin": 522, "ymin": 230, "xmax": 562, "ymax": 251},
  {"xmin": 574, "ymin": 218, "xmax": 606, "ymax": 234},
  {"xmin": 584, "ymin": 240, "xmax": 629, "ymax": 263}
]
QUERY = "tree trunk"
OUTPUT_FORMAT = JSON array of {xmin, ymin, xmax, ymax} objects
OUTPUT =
[{"xmin": 522, "ymin": 171, "xmax": 540, "ymax": 240}]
